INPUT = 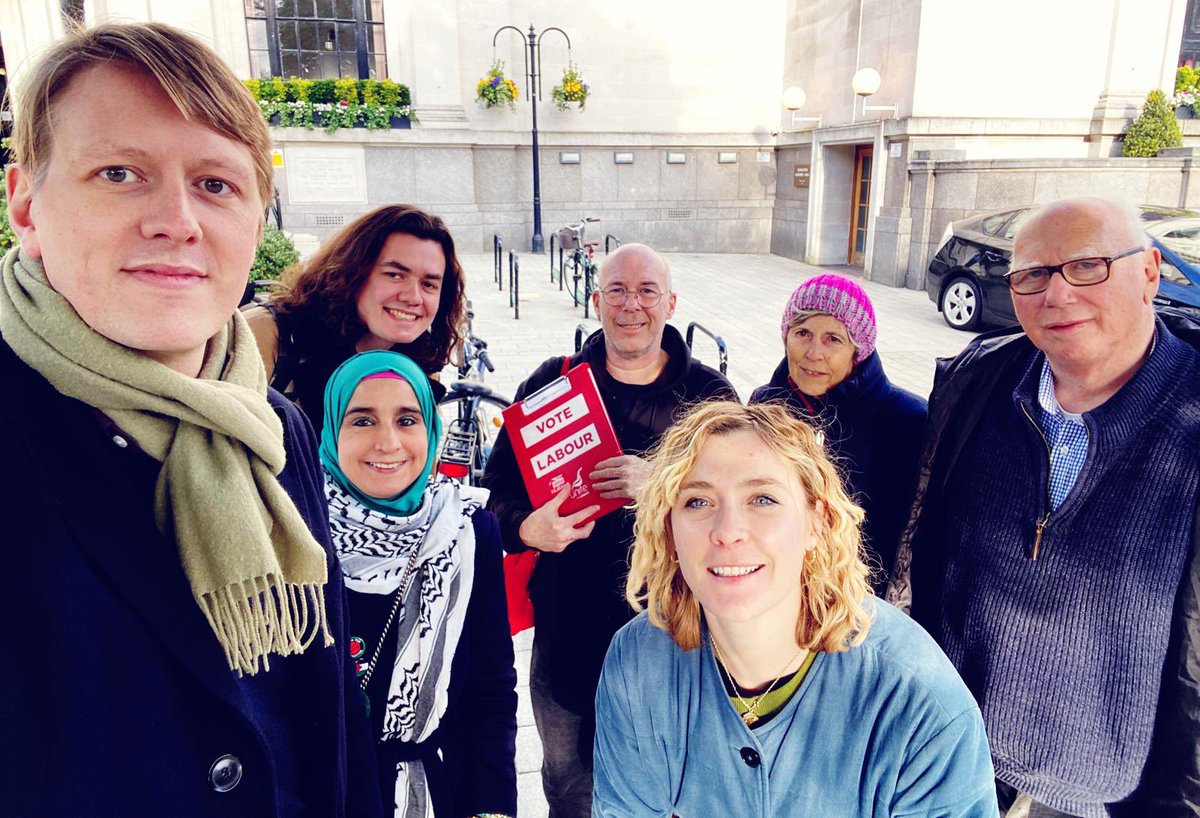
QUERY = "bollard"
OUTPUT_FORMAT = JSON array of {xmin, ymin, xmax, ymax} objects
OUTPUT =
[
  {"xmin": 558, "ymin": 245, "xmax": 565, "ymax": 290},
  {"xmin": 549, "ymin": 234, "xmax": 557, "ymax": 282},
  {"xmin": 513, "ymin": 256, "xmax": 520, "ymax": 320},
  {"xmin": 508, "ymin": 250, "xmax": 515, "ymax": 309},
  {"xmin": 495, "ymin": 235, "xmax": 503, "ymax": 291}
]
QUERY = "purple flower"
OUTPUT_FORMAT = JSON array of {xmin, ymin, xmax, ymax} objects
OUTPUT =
[{"xmin": 490, "ymin": 76, "xmax": 500, "ymax": 87}]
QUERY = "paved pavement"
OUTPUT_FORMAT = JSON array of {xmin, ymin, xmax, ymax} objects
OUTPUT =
[{"xmin": 439, "ymin": 251, "xmax": 981, "ymax": 817}]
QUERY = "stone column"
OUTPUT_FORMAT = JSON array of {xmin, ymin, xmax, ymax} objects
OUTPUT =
[
  {"xmin": 395, "ymin": 0, "xmax": 468, "ymax": 125},
  {"xmin": 1088, "ymin": 0, "xmax": 1188, "ymax": 156}
]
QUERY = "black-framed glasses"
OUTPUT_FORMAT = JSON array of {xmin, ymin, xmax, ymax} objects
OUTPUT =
[
  {"xmin": 600, "ymin": 285, "xmax": 665, "ymax": 307},
  {"xmin": 1005, "ymin": 246, "xmax": 1144, "ymax": 295}
]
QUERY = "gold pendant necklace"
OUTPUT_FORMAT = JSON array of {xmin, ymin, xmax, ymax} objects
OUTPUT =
[{"xmin": 711, "ymin": 636, "xmax": 805, "ymax": 727}]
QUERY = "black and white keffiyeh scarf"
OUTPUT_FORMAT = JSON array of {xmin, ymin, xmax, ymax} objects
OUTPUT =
[{"xmin": 325, "ymin": 472, "xmax": 488, "ymax": 818}]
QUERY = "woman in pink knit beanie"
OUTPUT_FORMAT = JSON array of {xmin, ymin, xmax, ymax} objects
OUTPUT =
[{"xmin": 749, "ymin": 273, "xmax": 927, "ymax": 594}]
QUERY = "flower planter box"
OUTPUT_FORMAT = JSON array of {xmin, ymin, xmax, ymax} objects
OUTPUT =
[{"xmin": 389, "ymin": 115, "xmax": 412, "ymax": 129}]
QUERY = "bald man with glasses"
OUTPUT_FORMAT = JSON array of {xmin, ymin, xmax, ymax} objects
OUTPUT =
[
  {"xmin": 482, "ymin": 243, "xmax": 735, "ymax": 816},
  {"xmin": 890, "ymin": 197, "xmax": 1200, "ymax": 817}
]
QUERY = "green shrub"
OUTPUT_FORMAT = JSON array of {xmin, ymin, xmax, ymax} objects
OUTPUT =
[
  {"xmin": 250, "ymin": 224, "xmax": 300, "ymax": 284},
  {"xmin": 308, "ymin": 79, "xmax": 337, "ymax": 104},
  {"xmin": 242, "ymin": 78, "xmax": 262, "ymax": 99},
  {"xmin": 258, "ymin": 76, "xmax": 286, "ymax": 102},
  {"xmin": 334, "ymin": 78, "xmax": 359, "ymax": 104},
  {"xmin": 375, "ymin": 79, "xmax": 402, "ymax": 107},
  {"xmin": 284, "ymin": 76, "xmax": 309, "ymax": 102},
  {"xmin": 1178, "ymin": 66, "xmax": 1200, "ymax": 93},
  {"xmin": 1122, "ymin": 90, "xmax": 1184, "ymax": 157}
]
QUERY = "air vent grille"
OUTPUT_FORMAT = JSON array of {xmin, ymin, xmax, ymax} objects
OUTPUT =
[{"xmin": 666, "ymin": 209, "xmax": 693, "ymax": 220}]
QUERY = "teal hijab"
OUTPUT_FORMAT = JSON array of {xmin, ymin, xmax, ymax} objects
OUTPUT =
[{"xmin": 319, "ymin": 350, "xmax": 442, "ymax": 516}]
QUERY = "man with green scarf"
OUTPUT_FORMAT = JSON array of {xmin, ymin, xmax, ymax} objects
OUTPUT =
[{"xmin": 0, "ymin": 23, "xmax": 380, "ymax": 817}]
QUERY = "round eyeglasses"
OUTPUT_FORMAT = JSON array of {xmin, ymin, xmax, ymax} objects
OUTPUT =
[
  {"xmin": 600, "ymin": 285, "xmax": 665, "ymax": 307},
  {"xmin": 1005, "ymin": 246, "xmax": 1144, "ymax": 295}
]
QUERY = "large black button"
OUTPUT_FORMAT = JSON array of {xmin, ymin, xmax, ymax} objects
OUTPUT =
[
  {"xmin": 209, "ymin": 754, "xmax": 243, "ymax": 793},
  {"xmin": 740, "ymin": 746, "xmax": 761, "ymax": 768}
]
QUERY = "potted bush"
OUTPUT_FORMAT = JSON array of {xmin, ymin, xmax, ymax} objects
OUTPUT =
[
  {"xmin": 244, "ymin": 77, "xmax": 415, "ymax": 132},
  {"xmin": 1122, "ymin": 89, "xmax": 1184, "ymax": 157},
  {"xmin": 476, "ymin": 60, "xmax": 518, "ymax": 110},
  {"xmin": 551, "ymin": 62, "xmax": 589, "ymax": 111}
]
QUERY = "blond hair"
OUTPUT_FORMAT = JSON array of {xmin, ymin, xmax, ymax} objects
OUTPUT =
[
  {"xmin": 11, "ymin": 22, "xmax": 273, "ymax": 206},
  {"xmin": 626, "ymin": 401, "xmax": 873, "ymax": 652}
]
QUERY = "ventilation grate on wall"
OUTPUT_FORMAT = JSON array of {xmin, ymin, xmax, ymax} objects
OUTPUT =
[
  {"xmin": 666, "ymin": 209, "xmax": 693, "ymax": 220},
  {"xmin": 314, "ymin": 214, "xmax": 346, "ymax": 227}
]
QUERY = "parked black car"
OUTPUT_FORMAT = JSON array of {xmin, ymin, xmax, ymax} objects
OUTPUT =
[{"xmin": 926, "ymin": 205, "xmax": 1200, "ymax": 330}]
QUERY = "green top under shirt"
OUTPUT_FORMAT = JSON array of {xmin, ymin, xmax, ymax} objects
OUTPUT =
[{"xmin": 719, "ymin": 650, "xmax": 818, "ymax": 728}]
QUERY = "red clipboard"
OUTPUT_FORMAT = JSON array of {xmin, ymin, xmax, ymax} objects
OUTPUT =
[{"xmin": 501, "ymin": 362, "xmax": 627, "ymax": 525}]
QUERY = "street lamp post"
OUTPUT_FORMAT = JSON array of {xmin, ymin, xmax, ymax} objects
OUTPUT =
[{"xmin": 493, "ymin": 24, "xmax": 571, "ymax": 253}]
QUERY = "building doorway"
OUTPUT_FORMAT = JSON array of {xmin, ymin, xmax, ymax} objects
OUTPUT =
[{"xmin": 847, "ymin": 144, "xmax": 873, "ymax": 266}]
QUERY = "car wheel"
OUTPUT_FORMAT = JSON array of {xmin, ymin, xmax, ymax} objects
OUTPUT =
[{"xmin": 941, "ymin": 277, "xmax": 982, "ymax": 331}]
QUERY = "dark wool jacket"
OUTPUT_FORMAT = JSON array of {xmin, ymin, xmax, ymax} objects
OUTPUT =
[
  {"xmin": 889, "ymin": 312, "xmax": 1200, "ymax": 817},
  {"xmin": 0, "ymin": 338, "xmax": 381, "ymax": 818},
  {"xmin": 749, "ymin": 351, "xmax": 927, "ymax": 592},
  {"xmin": 481, "ymin": 325, "xmax": 735, "ymax": 713},
  {"xmin": 244, "ymin": 304, "xmax": 447, "ymax": 435},
  {"xmin": 352, "ymin": 510, "xmax": 518, "ymax": 818}
]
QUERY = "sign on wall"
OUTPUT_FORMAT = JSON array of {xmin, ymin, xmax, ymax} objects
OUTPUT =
[
  {"xmin": 284, "ymin": 147, "xmax": 368, "ymax": 204},
  {"xmin": 793, "ymin": 164, "xmax": 811, "ymax": 188}
]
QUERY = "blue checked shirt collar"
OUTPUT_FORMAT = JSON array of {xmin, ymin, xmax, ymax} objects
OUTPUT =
[{"xmin": 1035, "ymin": 358, "xmax": 1090, "ymax": 511}]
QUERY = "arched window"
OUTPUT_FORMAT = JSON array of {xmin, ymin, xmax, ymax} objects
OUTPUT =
[{"xmin": 245, "ymin": 0, "xmax": 387, "ymax": 80}]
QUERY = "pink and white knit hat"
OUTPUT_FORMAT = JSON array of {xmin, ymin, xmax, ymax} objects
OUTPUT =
[{"xmin": 780, "ymin": 273, "xmax": 877, "ymax": 363}]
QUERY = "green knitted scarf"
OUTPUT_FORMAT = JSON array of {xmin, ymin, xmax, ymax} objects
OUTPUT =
[{"xmin": 0, "ymin": 249, "xmax": 332, "ymax": 675}]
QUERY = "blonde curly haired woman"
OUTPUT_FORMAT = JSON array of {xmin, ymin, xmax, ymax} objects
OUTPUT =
[{"xmin": 592, "ymin": 402, "xmax": 996, "ymax": 817}]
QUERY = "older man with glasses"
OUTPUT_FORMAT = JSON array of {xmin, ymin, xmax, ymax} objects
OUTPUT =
[
  {"xmin": 890, "ymin": 197, "xmax": 1200, "ymax": 817},
  {"xmin": 482, "ymin": 243, "xmax": 735, "ymax": 816}
]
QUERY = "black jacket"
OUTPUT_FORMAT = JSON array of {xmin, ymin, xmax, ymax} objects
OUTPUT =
[
  {"xmin": 353, "ymin": 511, "xmax": 518, "ymax": 817},
  {"xmin": 750, "ymin": 351, "xmax": 926, "ymax": 592},
  {"xmin": 889, "ymin": 312, "xmax": 1200, "ymax": 816},
  {"xmin": 481, "ymin": 325, "xmax": 735, "ymax": 713},
  {"xmin": 0, "ymin": 338, "xmax": 381, "ymax": 818}
]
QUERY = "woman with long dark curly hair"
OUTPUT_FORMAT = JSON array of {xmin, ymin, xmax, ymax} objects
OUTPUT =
[{"xmin": 245, "ymin": 204, "xmax": 467, "ymax": 431}]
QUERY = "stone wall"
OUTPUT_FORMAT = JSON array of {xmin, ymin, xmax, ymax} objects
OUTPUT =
[{"xmin": 274, "ymin": 128, "xmax": 778, "ymax": 253}]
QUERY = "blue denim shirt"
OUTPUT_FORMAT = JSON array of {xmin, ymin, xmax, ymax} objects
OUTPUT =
[{"xmin": 593, "ymin": 601, "xmax": 996, "ymax": 817}]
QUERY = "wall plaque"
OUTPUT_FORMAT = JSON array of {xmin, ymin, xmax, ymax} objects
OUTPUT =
[
  {"xmin": 793, "ymin": 164, "xmax": 811, "ymax": 188},
  {"xmin": 285, "ymin": 147, "xmax": 367, "ymax": 204}
]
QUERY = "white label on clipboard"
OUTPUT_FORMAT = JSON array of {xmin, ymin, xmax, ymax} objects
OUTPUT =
[
  {"xmin": 519, "ymin": 393, "xmax": 589, "ymax": 448},
  {"xmin": 531, "ymin": 424, "xmax": 601, "ymax": 478}
]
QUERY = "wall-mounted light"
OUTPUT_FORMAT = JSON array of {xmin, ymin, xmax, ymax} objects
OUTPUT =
[
  {"xmin": 717, "ymin": 151, "xmax": 738, "ymax": 164},
  {"xmin": 852, "ymin": 68, "xmax": 897, "ymax": 119},
  {"xmin": 666, "ymin": 151, "xmax": 686, "ymax": 164},
  {"xmin": 782, "ymin": 86, "xmax": 822, "ymax": 130},
  {"xmin": 613, "ymin": 151, "xmax": 634, "ymax": 164},
  {"xmin": 559, "ymin": 151, "xmax": 581, "ymax": 164}
]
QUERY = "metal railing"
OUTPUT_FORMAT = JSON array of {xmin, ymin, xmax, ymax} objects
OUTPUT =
[
  {"xmin": 686, "ymin": 322, "xmax": 729, "ymax": 375},
  {"xmin": 605, "ymin": 234, "xmax": 621, "ymax": 254}
]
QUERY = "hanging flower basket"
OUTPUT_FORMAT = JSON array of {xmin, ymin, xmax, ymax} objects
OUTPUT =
[
  {"xmin": 551, "ymin": 61, "xmax": 589, "ymax": 111},
  {"xmin": 477, "ymin": 60, "xmax": 519, "ymax": 111}
]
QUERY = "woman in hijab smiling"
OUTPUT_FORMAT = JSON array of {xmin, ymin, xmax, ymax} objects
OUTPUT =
[{"xmin": 320, "ymin": 350, "xmax": 517, "ymax": 818}]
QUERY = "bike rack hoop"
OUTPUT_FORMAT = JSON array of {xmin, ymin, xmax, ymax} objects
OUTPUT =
[{"xmin": 686, "ymin": 321, "xmax": 729, "ymax": 375}]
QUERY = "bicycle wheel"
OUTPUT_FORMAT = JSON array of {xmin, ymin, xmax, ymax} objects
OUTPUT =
[{"xmin": 436, "ymin": 393, "xmax": 511, "ymax": 485}]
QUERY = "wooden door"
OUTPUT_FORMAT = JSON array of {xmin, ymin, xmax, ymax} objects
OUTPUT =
[{"xmin": 848, "ymin": 144, "xmax": 873, "ymax": 266}]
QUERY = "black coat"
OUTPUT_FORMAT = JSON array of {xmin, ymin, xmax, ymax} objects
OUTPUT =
[
  {"xmin": 750, "ymin": 351, "xmax": 927, "ymax": 592},
  {"xmin": 481, "ymin": 325, "xmax": 735, "ymax": 713},
  {"xmin": 352, "ymin": 510, "xmax": 518, "ymax": 817},
  {"xmin": 0, "ymin": 339, "xmax": 381, "ymax": 818}
]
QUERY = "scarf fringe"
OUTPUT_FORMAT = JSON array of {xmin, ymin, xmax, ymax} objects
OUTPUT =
[{"xmin": 200, "ymin": 575, "xmax": 335, "ymax": 676}]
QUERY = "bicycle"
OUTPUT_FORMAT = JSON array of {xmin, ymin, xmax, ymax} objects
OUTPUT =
[
  {"xmin": 436, "ymin": 305, "xmax": 512, "ymax": 486},
  {"xmin": 556, "ymin": 216, "xmax": 600, "ymax": 315}
]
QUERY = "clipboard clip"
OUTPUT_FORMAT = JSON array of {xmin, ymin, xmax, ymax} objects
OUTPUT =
[{"xmin": 521, "ymin": 374, "xmax": 571, "ymax": 415}]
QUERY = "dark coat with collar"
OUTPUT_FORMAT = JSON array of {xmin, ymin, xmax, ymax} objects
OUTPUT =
[
  {"xmin": 481, "ymin": 325, "xmax": 735, "ymax": 713},
  {"xmin": 888, "ymin": 311, "xmax": 1200, "ymax": 817},
  {"xmin": 750, "ymin": 351, "xmax": 927, "ymax": 592},
  {"xmin": 0, "ymin": 338, "xmax": 381, "ymax": 818}
]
